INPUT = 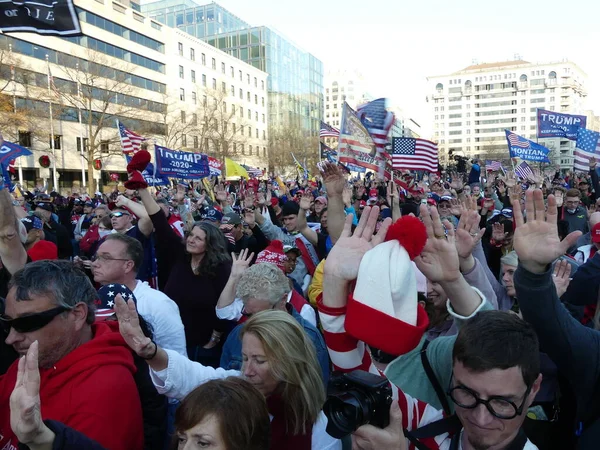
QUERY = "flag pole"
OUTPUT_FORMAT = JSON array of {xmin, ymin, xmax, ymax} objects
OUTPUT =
[{"xmin": 46, "ymin": 55, "xmax": 58, "ymax": 191}]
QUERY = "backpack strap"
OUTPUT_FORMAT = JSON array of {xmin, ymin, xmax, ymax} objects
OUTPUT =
[{"xmin": 420, "ymin": 339, "xmax": 452, "ymax": 416}]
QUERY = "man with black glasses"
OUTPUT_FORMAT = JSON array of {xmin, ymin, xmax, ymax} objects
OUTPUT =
[{"xmin": 0, "ymin": 260, "xmax": 144, "ymax": 450}]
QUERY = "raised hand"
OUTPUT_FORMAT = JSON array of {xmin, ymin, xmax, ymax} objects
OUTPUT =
[
  {"xmin": 114, "ymin": 294, "xmax": 154, "ymax": 358},
  {"xmin": 491, "ymin": 222, "xmax": 507, "ymax": 243},
  {"xmin": 243, "ymin": 191, "xmax": 255, "ymax": 209},
  {"xmin": 215, "ymin": 184, "xmax": 227, "ymax": 203},
  {"xmin": 449, "ymin": 198, "xmax": 461, "ymax": 216},
  {"xmin": 299, "ymin": 192, "xmax": 314, "ymax": 211},
  {"xmin": 414, "ymin": 204, "xmax": 461, "ymax": 283},
  {"xmin": 10, "ymin": 341, "xmax": 54, "ymax": 447},
  {"xmin": 243, "ymin": 208, "xmax": 256, "ymax": 228},
  {"xmin": 513, "ymin": 190, "xmax": 582, "ymax": 274},
  {"xmin": 552, "ymin": 259, "xmax": 572, "ymax": 298},
  {"xmin": 324, "ymin": 206, "xmax": 392, "ymax": 281},
  {"xmin": 455, "ymin": 210, "xmax": 485, "ymax": 259},
  {"xmin": 320, "ymin": 162, "xmax": 346, "ymax": 197},
  {"xmin": 231, "ymin": 248, "xmax": 254, "ymax": 279},
  {"xmin": 115, "ymin": 194, "xmax": 129, "ymax": 208},
  {"xmin": 342, "ymin": 186, "xmax": 353, "ymax": 206},
  {"xmin": 256, "ymin": 192, "xmax": 266, "ymax": 207},
  {"xmin": 505, "ymin": 171, "xmax": 517, "ymax": 188}
]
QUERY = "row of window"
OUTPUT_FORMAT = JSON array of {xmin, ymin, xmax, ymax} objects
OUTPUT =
[
  {"xmin": 178, "ymin": 111, "xmax": 267, "ymax": 140},
  {"xmin": 179, "ymin": 135, "xmax": 268, "ymax": 157},
  {"xmin": 177, "ymin": 41, "xmax": 265, "ymax": 90},
  {"xmin": 78, "ymin": 9, "xmax": 165, "ymax": 53},
  {"xmin": 64, "ymin": 35, "xmax": 165, "ymax": 74},
  {"xmin": 178, "ymin": 88, "xmax": 265, "ymax": 122},
  {"xmin": 1, "ymin": 36, "xmax": 167, "ymax": 94}
]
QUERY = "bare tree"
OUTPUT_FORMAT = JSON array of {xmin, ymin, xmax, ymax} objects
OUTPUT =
[
  {"xmin": 269, "ymin": 125, "xmax": 320, "ymax": 177},
  {"xmin": 52, "ymin": 51, "xmax": 164, "ymax": 192}
]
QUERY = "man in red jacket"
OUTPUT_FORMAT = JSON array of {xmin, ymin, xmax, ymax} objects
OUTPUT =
[{"xmin": 0, "ymin": 260, "xmax": 144, "ymax": 450}]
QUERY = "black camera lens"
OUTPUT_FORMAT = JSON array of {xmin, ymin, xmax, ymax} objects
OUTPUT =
[{"xmin": 324, "ymin": 391, "xmax": 372, "ymax": 438}]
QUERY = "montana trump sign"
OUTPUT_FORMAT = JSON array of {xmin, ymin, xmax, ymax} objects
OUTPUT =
[
  {"xmin": 154, "ymin": 145, "xmax": 210, "ymax": 180},
  {"xmin": 537, "ymin": 109, "xmax": 587, "ymax": 140},
  {"xmin": 505, "ymin": 130, "xmax": 550, "ymax": 163}
]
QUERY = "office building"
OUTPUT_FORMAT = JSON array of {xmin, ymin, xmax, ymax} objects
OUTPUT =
[
  {"xmin": 428, "ymin": 60, "xmax": 587, "ymax": 168},
  {"xmin": 142, "ymin": 1, "xmax": 324, "ymax": 138},
  {"xmin": 0, "ymin": 0, "xmax": 266, "ymax": 192}
]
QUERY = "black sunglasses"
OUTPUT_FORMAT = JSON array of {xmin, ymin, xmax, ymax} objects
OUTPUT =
[
  {"xmin": 110, "ymin": 212, "xmax": 130, "ymax": 218},
  {"xmin": 0, "ymin": 306, "xmax": 70, "ymax": 334}
]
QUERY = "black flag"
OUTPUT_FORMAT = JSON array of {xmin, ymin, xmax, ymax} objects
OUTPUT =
[{"xmin": 0, "ymin": 0, "xmax": 82, "ymax": 36}]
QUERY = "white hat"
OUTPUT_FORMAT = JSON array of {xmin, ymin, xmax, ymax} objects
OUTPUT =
[{"xmin": 345, "ymin": 216, "xmax": 430, "ymax": 356}]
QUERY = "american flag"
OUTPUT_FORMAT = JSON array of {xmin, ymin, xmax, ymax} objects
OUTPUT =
[
  {"xmin": 320, "ymin": 142, "xmax": 337, "ymax": 162},
  {"xmin": 117, "ymin": 120, "xmax": 145, "ymax": 154},
  {"xmin": 242, "ymin": 164, "xmax": 263, "ymax": 177},
  {"xmin": 485, "ymin": 160, "xmax": 503, "ymax": 172},
  {"xmin": 514, "ymin": 161, "xmax": 534, "ymax": 181},
  {"xmin": 574, "ymin": 128, "xmax": 600, "ymax": 171},
  {"xmin": 506, "ymin": 131, "xmax": 531, "ymax": 149},
  {"xmin": 356, "ymin": 98, "xmax": 394, "ymax": 154},
  {"xmin": 320, "ymin": 120, "xmax": 340, "ymax": 138},
  {"xmin": 391, "ymin": 137, "xmax": 438, "ymax": 172}
]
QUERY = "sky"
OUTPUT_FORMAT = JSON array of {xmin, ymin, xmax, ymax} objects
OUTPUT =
[{"xmin": 207, "ymin": 0, "xmax": 600, "ymax": 136}]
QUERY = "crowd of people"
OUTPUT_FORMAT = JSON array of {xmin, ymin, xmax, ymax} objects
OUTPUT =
[{"xmin": 1, "ymin": 152, "xmax": 600, "ymax": 450}]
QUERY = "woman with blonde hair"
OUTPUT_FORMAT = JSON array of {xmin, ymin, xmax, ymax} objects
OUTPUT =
[{"xmin": 115, "ymin": 296, "xmax": 339, "ymax": 450}]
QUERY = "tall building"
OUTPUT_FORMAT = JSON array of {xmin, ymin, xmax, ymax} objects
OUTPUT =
[
  {"xmin": 428, "ymin": 60, "xmax": 588, "ymax": 168},
  {"xmin": 0, "ymin": 0, "xmax": 266, "ymax": 192},
  {"xmin": 323, "ymin": 69, "xmax": 372, "ymax": 128},
  {"xmin": 141, "ymin": 1, "xmax": 324, "ymax": 138}
]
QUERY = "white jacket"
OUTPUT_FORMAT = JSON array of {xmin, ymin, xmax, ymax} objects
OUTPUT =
[
  {"xmin": 133, "ymin": 281, "xmax": 187, "ymax": 357},
  {"xmin": 150, "ymin": 349, "xmax": 340, "ymax": 450}
]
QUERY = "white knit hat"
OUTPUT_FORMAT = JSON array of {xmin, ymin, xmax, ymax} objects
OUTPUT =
[{"xmin": 345, "ymin": 216, "xmax": 430, "ymax": 356}]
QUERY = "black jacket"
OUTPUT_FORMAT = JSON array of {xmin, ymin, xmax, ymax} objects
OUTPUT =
[{"xmin": 18, "ymin": 420, "xmax": 107, "ymax": 450}]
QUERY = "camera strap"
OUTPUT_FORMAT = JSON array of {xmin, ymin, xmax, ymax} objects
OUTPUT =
[
  {"xmin": 420, "ymin": 339, "xmax": 452, "ymax": 416},
  {"xmin": 404, "ymin": 415, "xmax": 462, "ymax": 450}
]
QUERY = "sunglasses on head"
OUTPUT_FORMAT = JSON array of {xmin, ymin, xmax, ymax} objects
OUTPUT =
[
  {"xmin": 0, "ymin": 305, "xmax": 70, "ymax": 334},
  {"xmin": 110, "ymin": 212, "xmax": 130, "ymax": 218}
]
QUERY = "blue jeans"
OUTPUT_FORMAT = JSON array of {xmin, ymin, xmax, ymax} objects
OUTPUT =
[
  {"xmin": 186, "ymin": 344, "xmax": 222, "ymax": 369},
  {"xmin": 163, "ymin": 400, "xmax": 179, "ymax": 450}
]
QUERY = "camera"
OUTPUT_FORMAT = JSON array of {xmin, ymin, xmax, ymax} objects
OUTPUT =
[{"xmin": 323, "ymin": 370, "xmax": 393, "ymax": 438}]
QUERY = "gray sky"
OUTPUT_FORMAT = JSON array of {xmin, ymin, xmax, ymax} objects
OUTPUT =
[{"xmin": 209, "ymin": 0, "xmax": 600, "ymax": 129}]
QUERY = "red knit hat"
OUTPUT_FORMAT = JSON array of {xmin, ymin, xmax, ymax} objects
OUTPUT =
[
  {"xmin": 124, "ymin": 150, "xmax": 151, "ymax": 190},
  {"xmin": 345, "ymin": 216, "xmax": 430, "ymax": 356},
  {"xmin": 255, "ymin": 240, "xmax": 287, "ymax": 272},
  {"xmin": 27, "ymin": 240, "xmax": 58, "ymax": 261}
]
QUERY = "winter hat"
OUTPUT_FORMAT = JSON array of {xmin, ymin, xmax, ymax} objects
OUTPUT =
[
  {"xmin": 255, "ymin": 240, "xmax": 287, "ymax": 272},
  {"xmin": 345, "ymin": 215, "xmax": 429, "ymax": 356},
  {"xmin": 21, "ymin": 215, "xmax": 43, "ymax": 233},
  {"xmin": 500, "ymin": 251, "xmax": 518, "ymax": 268},
  {"xmin": 27, "ymin": 240, "xmax": 58, "ymax": 261},
  {"xmin": 95, "ymin": 284, "xmax": 137, "ymax": 321},
  {"xmin": 124, "ymin": 150, "xmax": 151, "ymax": 190},
  {"xmin": 281, "ymin": 201, "xmax": 300, "ymax": 217}
]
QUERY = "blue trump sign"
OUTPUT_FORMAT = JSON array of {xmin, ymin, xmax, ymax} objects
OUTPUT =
[
  {"xmin": 125, "ymin": 156, "xmax": 170, "ymax": 186},
  {"xmin": 537, "ymin": 109, "xmax": 586, "ymax": 140},
  {"xmin": 155, "ymin": 145, "xmax": 210, "ymax": 180},
  {"xmin": 505, "ymin": 130, "xmax": 550, "ymax": 163}
]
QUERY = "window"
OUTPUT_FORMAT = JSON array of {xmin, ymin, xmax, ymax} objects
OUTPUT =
[
  {"xmin": 262, "ymin": 114, "xmax": 265, "ymax": 123},
  {"xmin": 179, "ymin": 65, "xmax": 184, "ymax": 79},
  {"xmin": 247, "ymin": 92, "xmax": 250, "ymax": 102},
  {"xmin": 248, "ymin": 125, "xmax": 251, "ymax": 135},
  {"xmin": 182, "ymin": 134, "xmax": 187, "ymax": 147},
  {"xmin": 192, "ymin": 113, "xmax": 197, "ymax": 125},
  {"xmin": 192, "ymin": 92, "xmax": 197, "ymax": 104},
  {"xmin": 202, "ymin": 95, "xmax": 207, "ymax": 106},
  {"xmin": 232, "ymin": 105, "xmax": 236, "ymax": 114},
  {"xmin": 247, "ymin": 110, "xmax": 251, "ymax": 119},
  {"xmin": 263, "ymin": 147, "xmax": 266, "ymax": 157},
  {"xmin": 100, "ymin": 140, "xmax": 109, "ymax": 154},
  {"xmin": 181, "ymin": 111, "xmax": 186, "ymax": 123},
  {"xmin": 179, "ymin": 88, "xmax": 185, "ymax": 101},
  {"xmin": 202, "ymin": 74, "xmax": 206, "ymax": 86},
  {"xmin": 212, "ymin": 78, "xmax": 216, "ymax": 90},
  {"xmin": 255, "ymin": 129, "xmax": 259, "ymax": 138},
  {"xmin": 241, "ymin": 126, "xmax": 244, "ymax": 136},
  {"xmin": 239, "ymin": 88, "xmax": 243, "ymax": 99},
  {"xmin": 201, "ymin": 53, "xmax": 206, "ymax": 66},
  {"xmin": 262, "ymin": 130, "xmax": 266, "ymax": 140},
  {"xmin": 49, "ymin": 134, "xmax": 61, "ymax": 150},
  {"xmin": 240, "ymin": 144, "xmax": 245, "ymax": 155},
  {"xmin": 255, "ymin": 112, "xmax": 258, "ymax": 121},
  {"xmin": 221, "ymin": 62, "xmax": 225, "ymax": 74},
  {"xmin": 247, "ymin": 73, "xmax": 250, "ymax": 84},
  {"xmin": 254, "ymin": 94, "xmax": 258, "ymax": 104},
  {"xmin": 240, "ymin": 107, "xmax": 244, "ymax": 117},
  {"xmin": 190, "ymin": 48, "xmax": 195, "ymax": 61},
  {"xmin": 222, "ymin": 82, "xmax": 226, "ymax": 93},
  {"xmin": 191, "ymin": 70, "xmax": 196, "ymax": 83},
  {"xmin": 231, "ymin": 85, "xmax": 235, "ymax": 96},
  {"xmin": 230, "ymin": 66, "xmax": 234, "ymax": 77},
  {"xmin": 223, "ymin": 102, "xmax": 227, "ymax": 112},
  {"xmin": 76, "ymin": 137, "xmax": 89, "ymax": 152},
  {"xmin": 261, "ymin": 80, "xmax": 265, "ymax": 90},
  {"xmin": 261, "ymin": 97, "xmax": 265, "ymax": 107},
  {"xmin": 178, "ymin": 42, "xmax": 183, "ymax": 56},
  {"xmin": 211, "ymin": 58, "xmax": 216, "ymax": 69},
  {"xmin": 232, "ymin": 123, "xmax": 236, "ymax": 134},
  {"xmin": 193, "ymin": 136, "xmax": 199, "ymax": 148}
]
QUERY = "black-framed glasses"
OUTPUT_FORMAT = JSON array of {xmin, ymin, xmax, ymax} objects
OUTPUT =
[
  {"xmin": 447, "ymin": 378, "xmax": 531, "ymax": 420},
  {"xmin": 110, "ymin": 212, "xmax": 130, "ymax": 218},
  {"xmin": 0, "ymin": 306, "xmax": 70, "ymax": 334},
  {"xmin": 91, "ymin": 254, "xmax": 131, "ymax": 263}
]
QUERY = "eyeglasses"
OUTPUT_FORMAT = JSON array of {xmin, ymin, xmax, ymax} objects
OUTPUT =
[
  {"xmin": 91, "ymin": 254, "xmax": 131, "ymax": 263},
  {"xmin": 0, "ymin": 306, "xmax": 70, "ymax": 334},
  {"xmin": 447, "ymin": 378, "xmax": 531, "ymax": 420},
  {"xmin": 110, "ymin": 212, "xmax": 130, "ymax": 218}
]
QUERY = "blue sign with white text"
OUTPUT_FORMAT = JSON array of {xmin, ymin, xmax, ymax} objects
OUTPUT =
[
  {"xmin": 505, "ymin": 130, "xmax": 550, "ymax": 163},
  {"xmin": 154, "ymin": 145, "xmax": 210, "ymax": 180},
  {"xmin": 537, "ymin": 109, "xmax": 586, "ymax": 140},
  {"xmin": 125, "ymin": 156, "xmax": 170, "ymax": 186}
]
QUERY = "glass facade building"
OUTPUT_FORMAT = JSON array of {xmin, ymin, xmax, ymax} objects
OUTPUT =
[{"xmin": 142, "ymin": 1, "xmax": 323, "ymax": 135}]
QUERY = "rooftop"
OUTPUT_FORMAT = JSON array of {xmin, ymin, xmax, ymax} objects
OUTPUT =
[{"xmin": 458, "ymin": 60, "xmax": 531, "ymax": 72}]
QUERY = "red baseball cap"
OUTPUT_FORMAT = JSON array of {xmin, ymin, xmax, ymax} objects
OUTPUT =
[
  {"xmin": 369, "ymin": 188, "xmax": 378, "ymax": 198},
  {"xmin": 592, "ymin": 223, "xmax": 600, "ymax": 243}
]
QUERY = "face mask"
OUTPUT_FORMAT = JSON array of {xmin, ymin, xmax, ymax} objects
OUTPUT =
[
  {"xmin": 99, "ymin": 230, "xmax": 111, "ymax": 238},
  {"xmin": 567, "ymin": 208, "xmax": 576, "ymax": 214}
]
